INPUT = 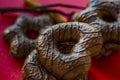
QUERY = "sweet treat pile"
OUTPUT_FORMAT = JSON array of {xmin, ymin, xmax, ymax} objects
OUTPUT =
[
  {"xmin": 2, "ymin": 0, "xmax": 120, "ymax": 80},
  {"xmin": 23, "ymin": 22, "xmax": 102, "ymax": 80}
]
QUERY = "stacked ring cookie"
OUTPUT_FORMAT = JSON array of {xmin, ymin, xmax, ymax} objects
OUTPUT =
[
  {"xmin": 22, "ymin": 22, "xmax": 103, "ymax": 80},
  {"xmin": 72, "ymin": 0, "xmax": 120, "ymax": 57},
  {"xmin": 3, "ymin": 14, "xmax": 53, "ymax": 58}
]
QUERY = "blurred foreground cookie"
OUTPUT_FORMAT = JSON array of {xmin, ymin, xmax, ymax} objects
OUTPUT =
[
  {"xmin": 22, "ymin": 22, "xmax": 103, "ymax": 80},
  {"xmin": 3, "ymin": 14, "xmax": 53, "ymax": 58}
]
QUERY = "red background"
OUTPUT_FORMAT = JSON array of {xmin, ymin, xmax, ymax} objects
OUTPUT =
[{"xmin": 0, "ymin": 0, "xmax": 120, "ymax": 80}]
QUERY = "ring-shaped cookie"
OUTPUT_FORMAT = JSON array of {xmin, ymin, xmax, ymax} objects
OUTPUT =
[
  {"xmin": 3, "ymin": 14, "xmax": 53, "ymax": 58},
  {"xmin": 36, "ymin": 22, "xmax": 103, "ymax": 79},
  {"xmin": 72, "ymin": 1, "xmax": 120, "ymax": 42}
]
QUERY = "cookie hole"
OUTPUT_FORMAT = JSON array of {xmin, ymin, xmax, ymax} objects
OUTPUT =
[
  {"xmin": 26, "ymin": 30, "xmax": 39, "ymax": 39},
  {"xmin": 57, "ymin": 41, "xmax": 78, "ymax": 55},
  {"xmin": 100, "ymin": 12, "xmax": 117, "ymax": 22},
  {"xmin": 98, "ymin": 7, "xmax": 117, "ymax": 22},
  {"xmin": 56, "ymin": 27, "xmax": 80, "ymax": 55}
]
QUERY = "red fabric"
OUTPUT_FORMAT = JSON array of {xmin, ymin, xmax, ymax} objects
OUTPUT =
[{"xmin": 0, "ymin": 0, "xmax": 120, "ymax": 80}]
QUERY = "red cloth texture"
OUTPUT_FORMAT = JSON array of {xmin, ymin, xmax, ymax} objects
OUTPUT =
[{"xmin": 0, "ymin": 0, "xmax": 120, "ymax": 80}]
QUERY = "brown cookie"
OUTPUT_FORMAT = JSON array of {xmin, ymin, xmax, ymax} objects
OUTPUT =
[
  {"xmin": 3, "ymin": 14, "xmax": 53, "ymax": 58},
  {"xmin": 35, "ymin": 22, "xmax": 102, "ymax": 79},
  {"xmin": 72, "ymin": 0, "xmax": 120, "ymax": 57}
]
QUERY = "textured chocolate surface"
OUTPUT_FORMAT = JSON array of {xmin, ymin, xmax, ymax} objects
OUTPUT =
[
  {"xmin": 72, "ymin": 0, "xmax": 120, "ymax": 57},
  {"xmin": 22, "ymin": 22, "xmax": 102, "ymax": 80},
  {"xmin": 3, "ymin": 14, "xmax": 53, "ymax": 58}
]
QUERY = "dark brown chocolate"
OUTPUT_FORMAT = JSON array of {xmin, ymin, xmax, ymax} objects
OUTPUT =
[
  {"xmin": 22, "ymin": 22, "xmax": 102, "ymax": 80},
  {"xmin": 72, "ymin": 0, "xmax": 120, "ymax": 57},
  {"xmin": 3, "ymin": 14, "xmax": 53, "ymax": 58}
]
